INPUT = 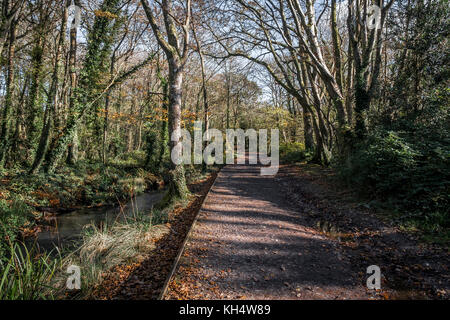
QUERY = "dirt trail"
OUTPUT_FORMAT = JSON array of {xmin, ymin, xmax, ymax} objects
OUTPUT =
[
  {"xmin": 166, "ymin": 162, "xmax": 449, "ymax": 300},
  {"xmin": 165, "ymin": 164, "xmax": 370, "ymax": 299}
]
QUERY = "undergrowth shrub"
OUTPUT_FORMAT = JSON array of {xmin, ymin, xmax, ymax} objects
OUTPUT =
[
  {"xmin": 339, "ymin": 129, "xmax": 449, "ymax": 239},
  {"xmin": 0, "ymin": 200, "xmax": 33, "ymax": 259},
  {"xmin": 341, "ymin": 131, "xmax": 419, "ymax": 197},
  {"xmin": 280, "ymin": 142, "xmax": 309, "ymax": 164}
]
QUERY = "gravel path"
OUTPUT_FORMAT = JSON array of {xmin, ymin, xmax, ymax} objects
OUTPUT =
[{"xmin": 166, "ymin": 163, "xmax": 367, "ymax": 299}]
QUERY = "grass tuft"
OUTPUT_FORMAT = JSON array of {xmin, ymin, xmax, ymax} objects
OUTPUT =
[{"xmin": 0, "ymin": 243, "xmax": 59, "ymax": 300}]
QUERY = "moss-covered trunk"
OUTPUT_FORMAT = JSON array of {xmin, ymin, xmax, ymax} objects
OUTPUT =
[{"xmin": 0, "ymin": 23, "xmax": 16, "ymax": 169}]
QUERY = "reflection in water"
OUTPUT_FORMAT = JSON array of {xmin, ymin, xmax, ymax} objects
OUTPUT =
[{"xmin": 28, "ymin": 192, "xmax": 164, "ymax": 252}]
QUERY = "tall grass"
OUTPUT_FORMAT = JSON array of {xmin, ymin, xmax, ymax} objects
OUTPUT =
[
  {"xmin": 57, "ymin": 206, "xmax": 171, "ymax": 298},
  {"xmin": 0, "ymin": 243, "xmax": 59, "ymax": 300}
]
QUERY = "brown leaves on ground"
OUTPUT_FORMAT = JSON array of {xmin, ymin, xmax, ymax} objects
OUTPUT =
[
  {"xmin": 278, "ymin": 164, "xmax": 449, "ymax": 300},
  {"xmin": 90, "ymin": 171, "xmax": 218, "ymax": 300}
]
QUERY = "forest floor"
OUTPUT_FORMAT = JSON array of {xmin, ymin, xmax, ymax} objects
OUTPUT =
[{"xmin": 164, "ymin": 163, "xmax": 449, "ymax": 300}]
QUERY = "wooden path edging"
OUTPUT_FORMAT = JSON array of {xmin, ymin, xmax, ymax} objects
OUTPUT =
[{"xmin": 158, "ymin": 168, "xmax": 222, "ymax": 300}]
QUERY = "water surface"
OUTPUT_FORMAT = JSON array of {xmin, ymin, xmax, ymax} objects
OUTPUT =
[{"xmin": 29, "ymin": 192, "xmax": 164, "ymax": 252}]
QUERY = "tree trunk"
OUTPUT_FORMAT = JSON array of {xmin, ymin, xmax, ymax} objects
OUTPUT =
[
  {"xmin": 67, "ymin": 12, "xmax": 78, "ymax": 165},
  {"xmin": 140, "ymin": 0, "xmax": 191, "ymax": 203},
  {"xmin": 27, "ymin": 38, "xmax": 44, "ymax": 146},
  {"xmin": 302, "ymin": 106, "xmax": 314, "ymax": 152},
  {"xmin": 166, "ymin": 59, "xmax": 188, "ymax": 199},
  {"xmin": 354, "ymin": 68, "xmax": 370, "ymax": 140},
  {"xmin": 225, "ymin": 66, "xmax": 231, "ymax": 130},
  {"xmin": 157, "ymin": 74, "xmax": 169, "ymax": 170},
  {"xmin": 346, "ymin": 43, "xmax": 354, "ymax": 125},
  {"xmin": 30, "ymin": 2, "xmax": 68, "ymax": 174},
  {"xmin": 193, "ymin": 30, "xmax": 209, "ymax": 172},
  {"xmin": 0, "ymin": 22, "xmax": 17, "ymax": 168}
]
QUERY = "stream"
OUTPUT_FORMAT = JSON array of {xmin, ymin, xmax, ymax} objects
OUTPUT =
[{"xmin": 27, "ymin": 191, "xmax": 164, "ymax": 252}]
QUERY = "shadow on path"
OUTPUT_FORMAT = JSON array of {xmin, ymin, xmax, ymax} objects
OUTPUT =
[{"xmin": 165, "ymin": 164, "xmax": 367, "ymax": 299}]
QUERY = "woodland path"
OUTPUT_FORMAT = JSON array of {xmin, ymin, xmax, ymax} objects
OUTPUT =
[{"xmin": 165, "ymin": 163, "xmax": 369, "ymax": 299}]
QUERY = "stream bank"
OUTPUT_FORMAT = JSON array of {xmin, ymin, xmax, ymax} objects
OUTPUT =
[
  {"xmin": 27, "ymin": 191, "xmax": 165, "ymax": 253},
  {"xmin": 91, "ymin": 169, "xmax": 219, "ymax": 299},
  {"xmin": 1, "ymin": 159, "xmax": 163, "ymax": 253}
]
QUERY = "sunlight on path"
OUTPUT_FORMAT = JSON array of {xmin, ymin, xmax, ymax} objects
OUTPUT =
[{"xmin": 166, "ymin": 163, "xmax": 367, "ymax": 300}]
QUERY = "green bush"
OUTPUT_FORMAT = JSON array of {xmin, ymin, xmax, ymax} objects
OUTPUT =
[
  {"xmin": 280, "ymin": 142, "xmax": 309, "ymax": 164},
  {"xmin": 342, "ymin": 131, "xmax": 419, "ymax": 196},
  {"xmin": 111, "ymin": 150, "xmax": 147, "ymax": 168},
  {"xmin": 339, "ymin": 129, "xmax": 449, "ymax": 238},
  {"xmin": 0, "ymin": 200, "xmax": 33, "ymax": 259}
]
